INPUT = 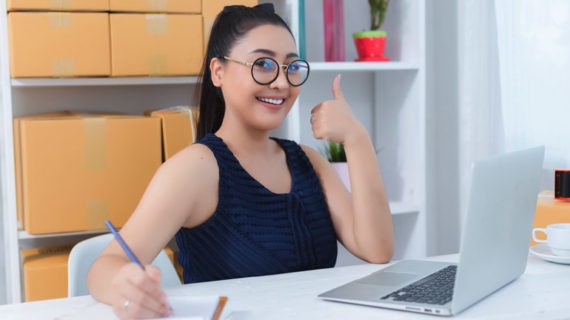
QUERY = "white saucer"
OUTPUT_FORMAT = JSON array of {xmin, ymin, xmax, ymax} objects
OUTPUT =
[{"xmin": 530, "ymin": 244, "xmax": 570, "ymax": 264}]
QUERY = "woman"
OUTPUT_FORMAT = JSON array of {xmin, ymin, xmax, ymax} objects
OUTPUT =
[{"xmin": 87, "ymin": 4, "xmax": 393, "ymax": 319}]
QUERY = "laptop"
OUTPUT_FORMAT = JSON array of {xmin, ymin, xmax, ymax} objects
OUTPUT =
[{"xmin": 319, "ymin": 146, "xmax": 545, "ymax": 316}]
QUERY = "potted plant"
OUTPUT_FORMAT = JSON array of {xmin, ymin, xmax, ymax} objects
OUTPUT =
[
  {"xmin": 353, "ymin": 0, "xmax": 390, "ymax": 61},
  {"xmin": 323, "ymin": 141, "xmax": 352, "ymax": 192}
]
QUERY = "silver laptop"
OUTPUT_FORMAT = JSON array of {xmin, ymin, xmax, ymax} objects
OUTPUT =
[{"xmin": 319, "ymin": 146, "xmax": 545, "ymax": 316}]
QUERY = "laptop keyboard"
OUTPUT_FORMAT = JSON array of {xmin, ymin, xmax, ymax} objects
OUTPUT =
[{"xmin": 380, "ymin": 265, "xmax": 457, "ymax": 305}]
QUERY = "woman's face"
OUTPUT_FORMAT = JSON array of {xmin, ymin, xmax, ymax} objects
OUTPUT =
[{"xmin": 213, "ymin": 24, "xmax": 301, "ymax": 132}]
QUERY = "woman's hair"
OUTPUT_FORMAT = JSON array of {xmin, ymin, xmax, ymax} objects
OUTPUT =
[{"xmin": 195, "ymin": 5, "xmax": 294, "ymax": 140}]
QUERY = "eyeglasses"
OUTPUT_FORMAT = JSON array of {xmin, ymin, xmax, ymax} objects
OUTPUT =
[{"xmin": 221, "ymin": 56, "xmax": 310, "ymax": 87}]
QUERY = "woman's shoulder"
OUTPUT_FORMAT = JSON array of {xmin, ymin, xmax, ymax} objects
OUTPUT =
[{"xmin": 159, "ymin": 143, "xmax": 219, "ymax": 183}]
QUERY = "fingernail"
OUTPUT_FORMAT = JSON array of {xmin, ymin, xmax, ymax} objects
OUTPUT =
[{"xmin": 338, "ymin": 74, "xmax": 342, "ymax": 81}]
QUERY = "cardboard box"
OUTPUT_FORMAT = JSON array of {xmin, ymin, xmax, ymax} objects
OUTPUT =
[
  {"xmin": 110, "ymin": 0, "xmax": 200, "ymax": 13},
  {"xmin": 7, "ymin": 0, "xmax": 109, "ymax": 11},
  {"xmin": 14, "ymin": 112, "xmax": 73, "ymax": 230},
  {"xmin": 531, "ymin": 193, "xmax": 570, "ymax": 246},
  {"xmin": 146, "ymin": 107, "xmax": 199, "ymax": 161},
  {"xmin": 202, "ymin": 0, "xmax": 258, "ymax": 52},
  {"xmin": 8, "ymin": 12, "xmax": 110, "ymax": 78},
  {"xmin": 110, "ymin": 14, "xmax": 203, "ymax": 76},
  {"xmin": 15, "ymin": 113, "xmax": 161, "ymax": 234},
  {"xmin": 22, "ymin": 246, "xmax": 72, "ymax": 302}
]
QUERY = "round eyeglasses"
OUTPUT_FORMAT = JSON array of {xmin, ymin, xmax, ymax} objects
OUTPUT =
[{"xmin": 222, "ymin": 56, "xmax": 310, "ymax": 87}]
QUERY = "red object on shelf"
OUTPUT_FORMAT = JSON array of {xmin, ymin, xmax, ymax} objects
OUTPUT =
[{"xmin": 354, "ymin": 35, "xmax": 389, "ymax": 62}]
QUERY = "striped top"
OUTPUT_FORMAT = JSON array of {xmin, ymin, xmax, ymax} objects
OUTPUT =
[{"xmin": 175, "ymin": 134, "xmax": 338, "ymax": 283}]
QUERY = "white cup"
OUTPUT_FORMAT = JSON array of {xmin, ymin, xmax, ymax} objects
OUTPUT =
[{"xmin": 532, "ymin": 223, "xmax": 570, "ymax": 256}]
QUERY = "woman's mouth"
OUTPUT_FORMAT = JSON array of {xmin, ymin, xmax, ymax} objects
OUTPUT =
[{"xmin": 256, "ymin": 96, "xmax": 286, "ymax": 109}]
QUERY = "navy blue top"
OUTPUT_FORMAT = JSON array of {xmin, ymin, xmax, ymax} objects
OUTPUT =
[{"xmin": 175, "ymin": 134, "xmax": 338, "ymax": 283}]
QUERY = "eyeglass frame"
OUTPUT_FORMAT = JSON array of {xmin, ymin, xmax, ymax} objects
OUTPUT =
[{"xmin": 220, "ymin": 55, "xmax": 310, "ymax": 87}]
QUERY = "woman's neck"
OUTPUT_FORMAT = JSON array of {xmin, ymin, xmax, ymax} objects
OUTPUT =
[{"xmin": 215, "ymin": 121, "xmax": 276, "ymax": 157}]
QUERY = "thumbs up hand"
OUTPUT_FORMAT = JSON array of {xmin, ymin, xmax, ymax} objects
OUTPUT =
[{"xmin": 310, "ymin": 74, "xmax": 365, "ymax": 144}]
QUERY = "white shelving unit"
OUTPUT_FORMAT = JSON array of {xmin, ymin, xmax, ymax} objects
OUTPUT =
[{"xmin": 1, "ymin": 0, "xmax": 426, "ymax": 303}]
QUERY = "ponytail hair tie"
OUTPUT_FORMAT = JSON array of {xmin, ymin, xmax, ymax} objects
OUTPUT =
[{"xmin": 222, "ymin": 3, "xmax": 275, "ymax": 15}]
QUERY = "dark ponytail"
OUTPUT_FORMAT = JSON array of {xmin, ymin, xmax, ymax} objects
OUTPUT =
[{"xmin": 195, "ymin": 4, "xmax": 294, "ymax": 140}]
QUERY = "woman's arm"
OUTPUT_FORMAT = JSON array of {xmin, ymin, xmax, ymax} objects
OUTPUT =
[
  {"xmin": 307, "ymin": 74, "xmax": 394, "ymax": 263},
  {"xmin": 86, "ymin": 143, "xmax": 218, "ymax": 319}
]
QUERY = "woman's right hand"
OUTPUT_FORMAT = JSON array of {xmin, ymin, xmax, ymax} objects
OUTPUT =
[{"xmin": 111, "ymin": 263, "xmax": 172, "ymax": 319}]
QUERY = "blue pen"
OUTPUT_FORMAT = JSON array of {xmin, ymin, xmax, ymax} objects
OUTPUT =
[{"xmin": 105, "ymin": 220, "xmax": 144, "ymax": 269}]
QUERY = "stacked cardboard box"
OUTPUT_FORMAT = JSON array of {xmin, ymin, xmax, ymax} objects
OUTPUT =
[
  {"xmin": 146, "ymin": 107, "xmax": 199, "ymax": 161},
  {"xmin": 8, "ymin": 12, "xmax": 110, "ymax": 77},
  {"xmin": 7, "ymin": 0, "xmax": 262, "ymax": 77},
  {"xmin": 13, "ymin": 112, "xmax": 162, "ymax": 234}
]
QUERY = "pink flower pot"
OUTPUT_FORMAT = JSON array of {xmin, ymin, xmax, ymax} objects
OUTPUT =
[{"xmin": 331, "ymin": 162, "xmax": 351, "ymax": 192}]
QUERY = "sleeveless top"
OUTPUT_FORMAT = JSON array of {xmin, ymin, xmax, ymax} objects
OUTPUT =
[{"xmin": 175, "ymin": 134, "xmax": 338, "ymax": 283}]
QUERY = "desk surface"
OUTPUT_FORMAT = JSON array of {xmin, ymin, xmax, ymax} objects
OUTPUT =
[{"xmin": 2, "ymin": 254, "xmax": 570, "ymax": 319}]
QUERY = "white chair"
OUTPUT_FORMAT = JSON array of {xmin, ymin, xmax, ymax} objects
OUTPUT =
[{"xmin": 68, "ymin": 233, "xmax": 181, "ymax": 297}]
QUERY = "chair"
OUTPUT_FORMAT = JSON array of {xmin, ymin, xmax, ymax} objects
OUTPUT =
[{"xmin": 68, "ymin": 233, "xmax": 181, "ymax": 297}]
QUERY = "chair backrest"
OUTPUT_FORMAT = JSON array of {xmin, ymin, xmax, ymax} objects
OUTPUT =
[{"xmin": 68, "ymin": 233, "xmax": 181, "ymax": 297}]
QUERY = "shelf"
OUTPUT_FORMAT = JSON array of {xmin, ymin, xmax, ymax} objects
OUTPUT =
[
  {"xmin": 18, "ymin": 229, "xmax": 107, "ymax": 240},
  {"xmin": 11, "ymin": 76, "xmax": 199, "ymax": 87},
  {"xmin": 389, "ymin": 202, "xmax": 420, "ymax": 216},
  {"xmin": 310, "ymin": 61, "xmax": 419, "ymax": 72}
]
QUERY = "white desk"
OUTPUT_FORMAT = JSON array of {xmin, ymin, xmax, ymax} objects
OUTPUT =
[{"xmin": 1, "ymin": 254, "xmax": 569, "ymax": 319}]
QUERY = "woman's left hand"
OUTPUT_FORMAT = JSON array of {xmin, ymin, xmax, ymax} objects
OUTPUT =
[{"xmin": 310, "ymin": 74, "xmax": 364, "ymax": 144}]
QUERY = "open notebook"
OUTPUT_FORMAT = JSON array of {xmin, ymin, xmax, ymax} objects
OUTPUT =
[{"xmin": 148, "ymin": 296, "xmax": 228, "ymax": 320}]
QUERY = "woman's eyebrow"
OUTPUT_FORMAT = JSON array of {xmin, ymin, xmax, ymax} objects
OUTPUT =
[{"xmin": 248, "ymin": 48, "xmax": 299, "ymax": 59}]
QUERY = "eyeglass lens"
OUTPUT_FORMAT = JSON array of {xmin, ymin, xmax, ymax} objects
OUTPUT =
[{"xmin": 252, "ymin": 57, "xmax": 309, "ymax": 86}]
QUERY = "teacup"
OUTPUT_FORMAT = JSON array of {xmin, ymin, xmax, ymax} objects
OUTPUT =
[{"xmin": 532, "ymin": 223, "xmax": 570, "ymax": 256}]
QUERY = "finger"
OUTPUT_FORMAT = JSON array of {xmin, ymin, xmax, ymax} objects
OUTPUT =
[
  {"xmin": 145, "ymin": 265, "xmax": 162, "ymax": 284},
  {"xmin": 310, "ymin": 103, "xmax": 322, "ymax": 116},
  {"xmin": 115, "ymin": 296, "xmax": 169, "ymax": 320},
  {"xmin": 122, "ymin": 280, "xmax": 170, "ymax": 317},
  {"xmin": 127, "ymin": 266, "xmax": 166, "ymax": 303},
  {"xmin": 332, "ymin": 74, "xmax": 344, "ymax": 101}
]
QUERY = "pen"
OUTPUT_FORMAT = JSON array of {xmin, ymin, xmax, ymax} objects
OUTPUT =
[{"xmin": 104, "ymin": 220, "xmax": 145, "ymax": 269}]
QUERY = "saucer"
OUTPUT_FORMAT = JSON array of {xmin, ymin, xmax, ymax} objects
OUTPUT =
[{"xmin": 530, "ymin": 244, "xmax": 570, "ymax": 264}]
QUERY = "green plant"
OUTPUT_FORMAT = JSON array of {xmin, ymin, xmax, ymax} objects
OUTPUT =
[
  {"xmin": 322, "ymin": 141, "xmax": 347, "ymax": 163},
  {"xmin": 369, "ymin": 0, "xmax": 390, "ymax": 30}
]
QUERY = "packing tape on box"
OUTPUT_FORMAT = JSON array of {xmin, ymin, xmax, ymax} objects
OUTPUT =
[
  {"xmin": 148, "ymin": 54, "xmax": 168, "ymax": 76},
  {"xmin": 87, "ymin": 200, "xmax": 108, "ymax": 230},
  {"xmin": 83, "ymin": 116, "xmax": 106, "ymax": 170},
  {"xmin": 49, "ymin": 12, "xmax": 71, "ymax": 28},
  {"xmin": 147, "ymin": 0, "xmax": 167, "ymax": 12},
  {"xmin": 204, "ymin": 17, "xmax": 214, "ymax": 46},
  {"xmin": 146, "ymin": 15, "xmax": 168, "ymax": 34},
  {"xmin": 52, "ymin": 59, "xmax": 75, "ymax": 77},
  {"xmin": 50, "ymin": 0, "xmax": 72, "ymax": 10}
]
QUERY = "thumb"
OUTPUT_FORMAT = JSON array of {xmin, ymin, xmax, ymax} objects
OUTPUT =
[
  {"xmin": 146, "ymin": 265, "xmax": 162, "ymax": 284},
  {"xmin": 332, "ymin": 74, "xmax": 344, "ymax": 101}
]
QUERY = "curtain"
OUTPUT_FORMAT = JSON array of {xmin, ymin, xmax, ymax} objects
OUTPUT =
[
  {"xmin": 495, "ymin": 0, "xmax": 570, "ymax": 173},
  {"xmin": 456, "ymin": 0, "xmax": 569, "ymax": 226}
]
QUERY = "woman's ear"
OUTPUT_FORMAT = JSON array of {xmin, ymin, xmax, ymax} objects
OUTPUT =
[{"xmin": 210, "ymin": 57, "xmax": 224, "ymax": 87}]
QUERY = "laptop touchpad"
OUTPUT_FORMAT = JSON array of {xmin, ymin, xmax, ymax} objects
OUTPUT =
[{"xmin": 356, "ymin": 272, "xmax": 419, "ymax": 287}]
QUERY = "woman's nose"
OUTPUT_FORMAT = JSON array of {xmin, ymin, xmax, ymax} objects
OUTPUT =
[{"xmin": 269, "ymin": 66, "xmax": 289, "ymax": 89}]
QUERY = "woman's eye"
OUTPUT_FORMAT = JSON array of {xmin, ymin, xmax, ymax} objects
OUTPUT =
[
  {"xmin": 288, "ymin": 63, "xmax": 300, "ymax": 72},
  {"xmin": 254, "ymin": 59, "xmax": 275, "ymax": 71}
]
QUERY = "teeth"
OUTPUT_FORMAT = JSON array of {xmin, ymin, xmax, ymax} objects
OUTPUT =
[{"xmin": 257, "ymin": 97, "xmax": 284, "ymax": 105}]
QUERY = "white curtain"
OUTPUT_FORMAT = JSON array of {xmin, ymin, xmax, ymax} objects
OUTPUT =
[
  {"xmin": 456, "ymin": 0, "xmax": 570, "ymax": 224},
  {"xmin": 494, "ymin": 0, "xmax": 570, "ymax": 171}
]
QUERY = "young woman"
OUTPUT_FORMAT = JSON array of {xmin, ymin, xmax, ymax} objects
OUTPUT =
[{"xmin": 87, "ymin": 4, "xmax": 393, "ymax": 319}]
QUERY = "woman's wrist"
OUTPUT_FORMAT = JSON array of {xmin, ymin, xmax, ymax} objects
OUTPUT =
[{"xmin": 343, "ymin": 123, "xmax": 369, "ymax": 149}]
